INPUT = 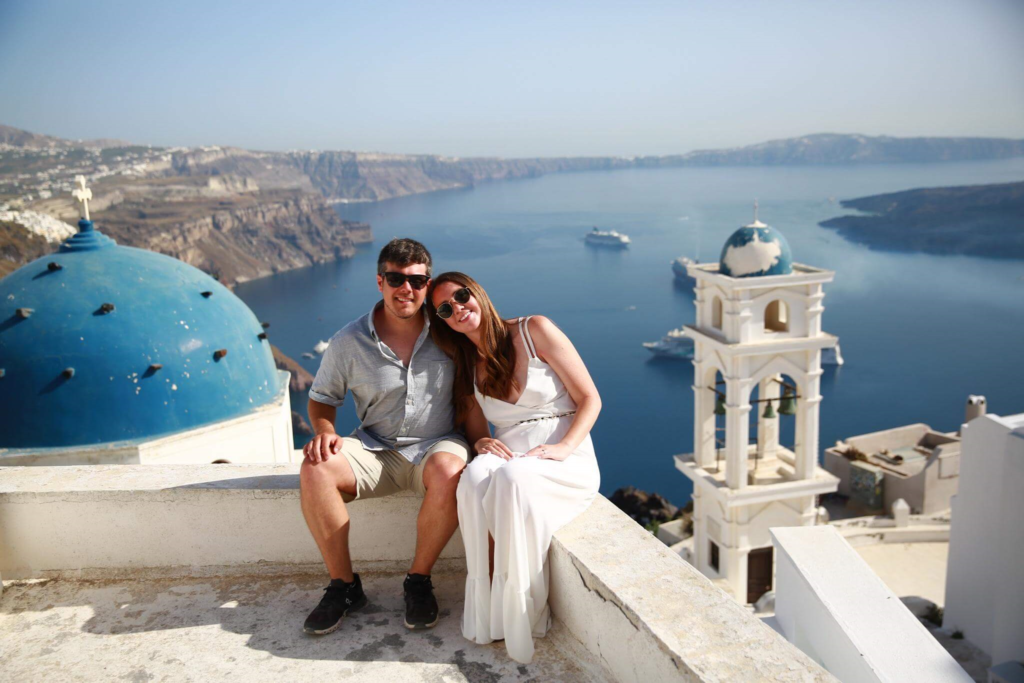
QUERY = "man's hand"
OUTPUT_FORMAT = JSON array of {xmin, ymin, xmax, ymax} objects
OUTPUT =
[
  {"xmin": 474, "ymin": 437, "xmax": 514, "ymax": 461},
  {"xmin": 304, "ymin": 432, "xmax": 342, "ymax": 464}
]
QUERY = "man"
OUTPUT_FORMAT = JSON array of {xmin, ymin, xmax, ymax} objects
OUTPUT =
[{"xmin": 299, "ymin": 238, "xmax": 469, "ymax": 635}]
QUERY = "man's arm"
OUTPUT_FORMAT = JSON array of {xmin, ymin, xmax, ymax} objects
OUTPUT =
[
  {"xmin": 305, "ymin": 334, "xmax": 348, "ymax": 464},
  {"xmin": 304, "ymin": 399, "xmax": 342, "ymax": 464}
]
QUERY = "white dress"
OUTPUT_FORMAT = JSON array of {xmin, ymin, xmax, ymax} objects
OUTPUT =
[{"xmin": 456, "ymin": 316, "xmax": 601, "ymax": 664}]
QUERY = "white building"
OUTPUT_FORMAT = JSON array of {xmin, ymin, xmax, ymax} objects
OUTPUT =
[
  {"xmin": 674, "ymin": 212, "xmax": 839, "ymax": 604},
  {"xmin": 771, "ymin": 525, "xmax": 972, "ymax": 682},
  {"xmin": 943, "ymin": 411, "xmax": 1024, "ymax": 665}
]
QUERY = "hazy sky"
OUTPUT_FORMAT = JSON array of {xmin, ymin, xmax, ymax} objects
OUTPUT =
[{"xmin": 1, "ymin": 0, "xmax": 1022, "ymax": 157}]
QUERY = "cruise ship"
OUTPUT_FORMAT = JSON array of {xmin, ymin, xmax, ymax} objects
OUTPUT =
[
  {"xmin": 672, "ymin": 256, "xmax": 696, "ymax": 284},
  {"xmin": 585, "ymin": 227, "xmax": 630, "ymax": 247},
  {"xmin": 823, "ymin": 343, "xmax": 844, "ymax": 366},
  {"xmin": 643, "ymin": 327, "xmax": 695, "ymax": 359}
]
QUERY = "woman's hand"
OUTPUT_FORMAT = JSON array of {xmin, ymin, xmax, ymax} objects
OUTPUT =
[
  {"xmin": 475, "ymin": 437, "xmax": 514, "ymax": 460},
  {"xmin": 525, "ymin": 443, "xmax": 571, "ymax": 461}
]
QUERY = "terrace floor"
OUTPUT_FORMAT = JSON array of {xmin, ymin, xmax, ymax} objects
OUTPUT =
[
  {"xmin": 855, "ymin": 541, "xmax": 949, "ymax": 607},
  {"xmin": 0, "ymin": 571, "xmax": 607, "ymax": 683}
]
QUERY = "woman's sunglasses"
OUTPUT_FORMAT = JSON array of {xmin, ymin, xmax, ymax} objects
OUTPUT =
[
  {"xmin": 436, "ymin": 287, "xmax": 471, "ymax": 320},
  {"xmin": 382, "ymin": 272, "xmax": 430, "ymax": 290}
]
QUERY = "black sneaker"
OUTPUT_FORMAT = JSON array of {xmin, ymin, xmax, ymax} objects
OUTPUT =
[
  {"xmin": 403, "ymin": 573, "xmax": 439, "ymax": 630},
  {"xmin": 303, "ymin": 574, "xmax": 367, "ymax": 635}
]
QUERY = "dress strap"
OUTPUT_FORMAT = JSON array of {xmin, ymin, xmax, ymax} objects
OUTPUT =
[{"xmin": 519, "ymin": 316, "xmax": 538, "ymax": 359}]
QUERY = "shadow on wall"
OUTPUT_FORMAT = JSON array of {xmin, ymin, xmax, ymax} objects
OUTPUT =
[{"xmin": 171, "ymin": 474, "xmax": 301, "ymax": 490}]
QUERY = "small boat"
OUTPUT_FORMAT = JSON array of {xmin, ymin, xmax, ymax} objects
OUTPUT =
[
  {"xmin": 313, "ymin": 340, "xmax": 329, "ymax": 355},
  {"xmin": 585, "ymin": 227, "xmax": 630, "ymax": 248},
  {"xmin": 823, "ymin": 343, "xmax": 844, "ymax": 366},
  {"xmin": 301, "ymin": 352, "xmax": 315, "ymax": 359},
  {"xmin": 643, "ymin": 327, "xmax": 694, "ymax": 359}
]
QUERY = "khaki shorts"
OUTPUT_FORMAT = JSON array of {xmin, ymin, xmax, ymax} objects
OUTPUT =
[{"xmin": 339, "ymin": 436, "xmax": 470, "ymax": 503}]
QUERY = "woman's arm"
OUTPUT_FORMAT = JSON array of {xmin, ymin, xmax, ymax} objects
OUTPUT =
[
  {"xmin": 463, "ymin": 395, "xmax": 514, "ymax": 459},
  {"xmin": 463, "ymin": 396, "xmax": 491, "ymax": 450},
  {"xmin": 524, "ymin": 316, "xmax": 601, "ymax": 460}
]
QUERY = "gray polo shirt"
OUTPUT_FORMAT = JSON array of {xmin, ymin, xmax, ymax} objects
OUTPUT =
[{"xmin": 308, "ymin": 301, "xmax": 462, "ymax": 463}]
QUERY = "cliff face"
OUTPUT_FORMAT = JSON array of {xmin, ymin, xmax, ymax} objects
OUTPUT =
[
  {"xmin": 280, "ymin": 135, "xmax": 1024, "ymax": 201},
  {"xmin": 93, "ymin": 192, "xmax": 372, "ymax": 286},
  {"xmin": 147, "ymin": 131, "xmax": 1024, "ymax": 203},
  {"xmin": 640, "ymin": 134, "xmax": 1024, "ymax": 168},
  {"xmin": 271, "ymin": 344, "xmax": 314, "ymax": 393},
  {"xmin": 284, "ymin": 151, "xmax": 635, "ymax": 201},
  {"xmin": 0, "ymin": 221, "xmax": 53, "ymax": 277},
  {"xmin": 1, "ymin": 132, "xmax": 374, "ymax": 286},
  {"xmin": 7, "ymin": 123, "xmax": 1024, "ymax": 285},
  {"xmin": 170, "ymin": 147, "xmax": 637, "ymax": 201}
]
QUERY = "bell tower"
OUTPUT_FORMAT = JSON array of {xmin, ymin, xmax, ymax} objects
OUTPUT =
[{"xmin": 675, "ymin": 210, "xmax": 840, "ymax": 604}]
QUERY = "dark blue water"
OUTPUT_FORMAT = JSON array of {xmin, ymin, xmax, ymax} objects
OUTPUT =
[{"xmin": 235, "ymin": 160, "xmax": 1024, "ymax": 504}]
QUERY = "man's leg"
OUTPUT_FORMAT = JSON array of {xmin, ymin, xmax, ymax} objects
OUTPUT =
[
  {"xmin": 299, "ymin": 454, "xmax": 359, "ymax": 581},
  {"xmin": 299, "ymin": 439, "xmax": 395, "ymax": 635},
  {"xmin": 410, "ymin": 450, "xmax": 467, "ymax": 575},
  {"xmin": 403, "ymin": 442, "xmax": 468, "ymax": 630}
]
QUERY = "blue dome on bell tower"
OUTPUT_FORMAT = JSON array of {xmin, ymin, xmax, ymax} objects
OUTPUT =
[
  {"xmin": 0, "ymin": 187, "xmax": 282, "ymax": 450},
  {"xmin": 718, "ymin": 204, "xmax": 794, "ymax": 278}
]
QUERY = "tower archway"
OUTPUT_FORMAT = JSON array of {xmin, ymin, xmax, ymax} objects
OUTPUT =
[{"xmin": 765, "ymin": 299, "xmax": 789, "ymax": 332}]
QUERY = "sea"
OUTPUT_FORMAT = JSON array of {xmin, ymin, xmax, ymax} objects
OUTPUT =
[{"xmin": 234, "ymin": 159, "xmax": 1024, "ymax": 505}]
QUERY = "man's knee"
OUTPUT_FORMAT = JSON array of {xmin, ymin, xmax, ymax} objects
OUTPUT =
[
  {"xmin": 300, "ymin": 454, "xmax": 355, "ymax": 493},
  {"xmin": 423, "ymin": 451, "xmax": 466, "ymax": 491}
]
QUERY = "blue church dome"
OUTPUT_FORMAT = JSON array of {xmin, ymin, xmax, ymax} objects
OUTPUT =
[
  {"xmin": 0, "ymin": 218, "xmax": 282, "ymax": 449},
  {"xmin": 719, "ymin": 216, "xmax": 794, "ymax": 278}
]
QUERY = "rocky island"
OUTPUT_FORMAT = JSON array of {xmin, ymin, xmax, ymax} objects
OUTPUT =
[{"xmin": 820, "ymin": 181, "xmax": 1024, "ymax": 260}]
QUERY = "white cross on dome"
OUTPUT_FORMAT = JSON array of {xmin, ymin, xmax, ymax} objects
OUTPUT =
[{"xmin": 72, "ymin": 175, "xmax": 92, "ymax": 221}]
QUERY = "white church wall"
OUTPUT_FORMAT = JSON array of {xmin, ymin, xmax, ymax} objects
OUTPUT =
[
  {"xmin": 744, "ymin": 499, "xmax": 806, "ymax": 548},
  {"xmin": 747, "ymin": 287, "xmax": 810, "ymax": 341},
  {"xmin": 944, "ymin": 413, "xmax": 1024, "ymax": 664},
  {"xmin": 0, "ymin": 371, "xmax": 295, "ymax": 467}
]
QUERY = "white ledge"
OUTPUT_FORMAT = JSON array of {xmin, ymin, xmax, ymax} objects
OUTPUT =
[
  {"xmin": 675, "ymin": 453, "xmax": 839, "ymax": 506},
  {"xmin": 684, "ymin": 326, "xmax": 839, "ymax": 356},
  {"xmin": 0, "ymin": 464, "xmax": 832, "ymax": 682}
]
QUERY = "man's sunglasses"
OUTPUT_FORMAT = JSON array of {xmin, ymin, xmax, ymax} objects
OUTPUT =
[
  {"xmin": 382, "ymin": 272, "xmax": 430, "ymax": 290},
  {"xmin": 436, "ymin": 287, "xmax": 471, "ymax": 320}
]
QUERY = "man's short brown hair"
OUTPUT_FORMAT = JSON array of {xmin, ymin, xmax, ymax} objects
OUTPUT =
[{"xmin": 377, "ymin": 238, "xmax": 432, "ymax": 276}]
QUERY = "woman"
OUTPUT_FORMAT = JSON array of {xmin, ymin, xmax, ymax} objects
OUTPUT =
[{"xmin": 427, "ymin": 272, "xmax": 601, "ymax": 664}]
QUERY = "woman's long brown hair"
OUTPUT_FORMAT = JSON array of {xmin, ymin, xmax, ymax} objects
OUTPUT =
[{"xmin": 427, "ymin": 272, "xmax": 518, "ymax": 428}]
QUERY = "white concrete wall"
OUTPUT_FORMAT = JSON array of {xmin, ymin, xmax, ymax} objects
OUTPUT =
[
  {"xmin": 772, "ymin": 525, "xmax": 971, "ymax": 683},
  {"xmin": 944, "ymin": 413, "xmax": 1024, "ymax": 664},
  {"xmin": 0, "ymin": 464, "xmax": 834, "ymax": 682},
  {"xmin": 549, "ymin": 496, "xmax": 834, "ymax": 682},
  {"xmin": 0, "ymin": 464, "xmax": 461, "ymax": 579}
]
